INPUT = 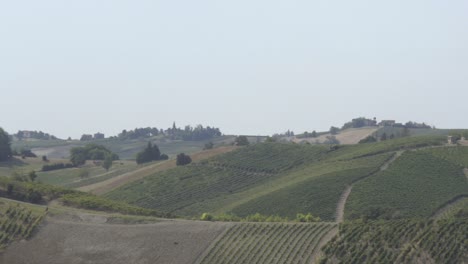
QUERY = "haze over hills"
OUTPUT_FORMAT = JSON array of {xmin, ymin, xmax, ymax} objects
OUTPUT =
[{"xmin": 0, "ymin": 117, "xmax": 467, "ymax": 263}]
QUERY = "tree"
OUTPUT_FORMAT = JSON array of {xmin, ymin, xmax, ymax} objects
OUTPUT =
[
  {"xmin": 204, "ymin": 141, "xmax": 214, "ymax": 150},
  {"xmin": 234, "ymin": 136, "xmax": 249, "ymax": 146},
  {"xmin": 102, "ymin": 154, "xmax": 113, "ymax": 171},
  {"xmin": 70, "ymin": 144, "xmax": 119, "ymax": 166},
  {"xmin": 311, "ymin": 130, "xmax": 317, "ymax": 137},
  {"xmin": 0, "ymin": 128, "xmax": 12, "ymax": 161},
  {"xmin": 330, "ymin": 126, "xmax": 340, "ymax": 135},
  {"xmin": 176, "ymin": 153, "xmax": 192, "ymax": 166},
  {"xmin": 28, "ymin": 171, "xmax": 37, "ymax": 182},
  {"xmin": 136, "ymin": 142, "xmax": 166, "ymax": 164},
  {"xmin": 70, "ymin": 147, "xmax": 87, "ymax": 166}
]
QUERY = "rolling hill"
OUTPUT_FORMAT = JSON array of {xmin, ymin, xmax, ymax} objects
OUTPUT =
[
  {"xmin": 104, "ymin": 135, "xmax": 458, "ymax": 221},
  {"xmin": 2, "ymin": 132, "xmax": 468, "ymax": 263}
]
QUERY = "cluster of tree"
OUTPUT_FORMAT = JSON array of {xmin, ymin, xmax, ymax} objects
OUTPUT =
[
  {"xmin": 0, "ymin": 128, "xmax": 12, "ymax": 161},
  {"xmin": 296, "ymin": 130, "xmax": 318, "ymax": 139},
  {"xmin": 203, "ymin": 141, "xmax": 214, "ymax": 150},
  {"xmin": 136, "ymin": 142, "xmax": 168, "ymax": 164},
  {"xmin": 401, "ymin": 121, "xmax": 432, "ymax": 129},
  {"xmin": 176, "ymin": 153, "xmax": 192, "ymax": 166},
  {"xmin": 272, "ymin": 130, "xmax": 295, "ymax": 138},
  {"xmin": 342, "ymin": 117, "xmax": 377, "ymax": 129},
  {"xmin": 118, "ymin": 127, "xmax": 162, "ymax": 140},
  {"xmin": 80, "ymin": 132, "xmax": 105, "ymax": 141},
  {"xmin": 329, "ymin": 126, "xmax": 340, "ymax": 135},
  {"xmin": 117, "ymin": 123, "xmax": 222, "ymax": 141},
  {"xmin": 15, "ymin": 130, "xmax": 57, "ymax": 140},
  {"xmin": 178, "ymin": 125, "xmax": 222, "ymax": 141},
  {"xmin": 70, "ymin": 144, "xmax": 119, "ymax": 166},
  {"xmin": 234, "ymin": 136, "xmax": 250, "ymax": 146},
  {"xmin": 42, "ymin": 163, "xmax": 74, "ymax": 172}
]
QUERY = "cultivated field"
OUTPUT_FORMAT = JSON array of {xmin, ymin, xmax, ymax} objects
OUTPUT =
[
  {"xmin": 321, "ymin": 218, "xmax": 468, "ymax": 264},
  {"xmin": 199, "ymin": 222, "xmax": 336, "ymax": 264},
  {"xmin": 345, "ymin": 149, "xmax": 468, "ymax": 219},
  {"xmin": 105, "ymin": 136, "xmax": 449, "ymax": 220},
  {"xmin": 1, "ymin": 215, "xmax": 231, "ymax": 264}
]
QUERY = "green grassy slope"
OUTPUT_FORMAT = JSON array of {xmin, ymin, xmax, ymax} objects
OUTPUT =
[
  {"xmin": 321, "ymin": 218, "xmax": 468, "ymax": 264},
  {"xmin": 345, "ymin": 150, "xmax": 468, "ymax": 219}
]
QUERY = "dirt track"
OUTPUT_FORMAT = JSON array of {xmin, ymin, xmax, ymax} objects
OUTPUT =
[
  {"xmin": 1, "ymin": 217, "xmax": 232, "ymax": 264},
  {"xmin": 78, "ymin": 146, "xmax": 237, "ymax": 195}
]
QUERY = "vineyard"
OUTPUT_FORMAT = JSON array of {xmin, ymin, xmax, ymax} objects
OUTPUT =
[
  {"xmin": 423, "ymin": 146, "xmax": 468, "ymax": 167},
  {"xmin": 210, "ymin": 143, "xmax": 329, "ymax": 173},
  {"xmin": 321, "ymin": 218, "xmax": 468, "ymax": 264},
  {"xmin": 345, "ymin": 150, "xmax": 468, "ymax": 219},
  {"xmin": 105, "ymin": 145, "xmax": 395, "ymax": 217},
  {"xmin": 0, "ymin": 200, "xmax": 46, "ymax": 250},
  {"xmin": 324, "ymin": 135, "xmax": 446, "ymax": 161},
  {"xmin": 105, "ymin": 136, "xmax": 452, "ymax": 219},
  {"xmin": 199, "ymin": 222, "xmax": 336, "ymax": 264},
  {"xmin": 104, "ymin": 165, "xmax": 282, "ymax": 214},
  {"xmin": 230, "ymin": 158, "xmax": 388, "ymax": 220}
]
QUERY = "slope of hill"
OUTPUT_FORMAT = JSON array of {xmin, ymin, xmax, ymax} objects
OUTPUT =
[
  {"xmin": 0, "ymin": 205, "xmax": 231, "ymax": 264},
  {"xmin": 345, "ymin": 149, "xmax": 468, "ymax": 220},
  {"xmin": 104, "ymin": 136, "xmax": 449, "ymax": 219},
  {"xmin": 293, "ymin": 127, "xmax": 379, "ymax": 145},
  {"xmin": 321, "ymin": 218, "xmax": 468, "ymax": 264},
  {"xmin": 199, "ymin": 222, "xmax": 336, "ymax": 264},
  {"xmin": 13, "ymin": 135, "xmax": 237, "ymax": 160}
]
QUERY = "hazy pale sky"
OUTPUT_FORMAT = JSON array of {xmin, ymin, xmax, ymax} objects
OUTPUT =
[{"xmin": 1, "ymin": 0, "xmax": 467, "ymax": 138}]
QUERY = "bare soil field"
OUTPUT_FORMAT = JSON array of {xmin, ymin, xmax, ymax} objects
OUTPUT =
[
  {"xmin": 294, "ymin": 127, "xmax": 379, "ymax": 145},
  {"xmin": 1, "ymin": 216, "xmax": 232, "ymax": 264},
  {"xmin": 78, "ymin": 146, "xmax": 237, "ymax": 195}
]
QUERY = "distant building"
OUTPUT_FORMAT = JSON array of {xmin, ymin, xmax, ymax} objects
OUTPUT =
[
  {"xmin": 379, "ymin": 120, "xmax": 396, "ymax": 127},
  {"xmin": 94, "ymin": 132, "xmax": 105, "ymax": 140}
]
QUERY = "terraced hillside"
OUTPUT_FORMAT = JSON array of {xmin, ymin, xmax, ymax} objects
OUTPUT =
[
  {"xmin": 199, "ymin": 222, "xmax": 336, "ymax": 264},
  {"xmin": 105, "ymin": 136, "xmax": 448, "ymax": 219}
]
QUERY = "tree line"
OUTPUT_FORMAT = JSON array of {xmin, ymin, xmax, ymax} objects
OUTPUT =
[{"xmin": 117, "ymin": 123, "xmax": 221, "ymax": 141}]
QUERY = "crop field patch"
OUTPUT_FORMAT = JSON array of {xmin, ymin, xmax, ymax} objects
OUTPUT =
[{"xmin": 199, "ymin": 222, "xmax": 336, "ymax": 264}]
